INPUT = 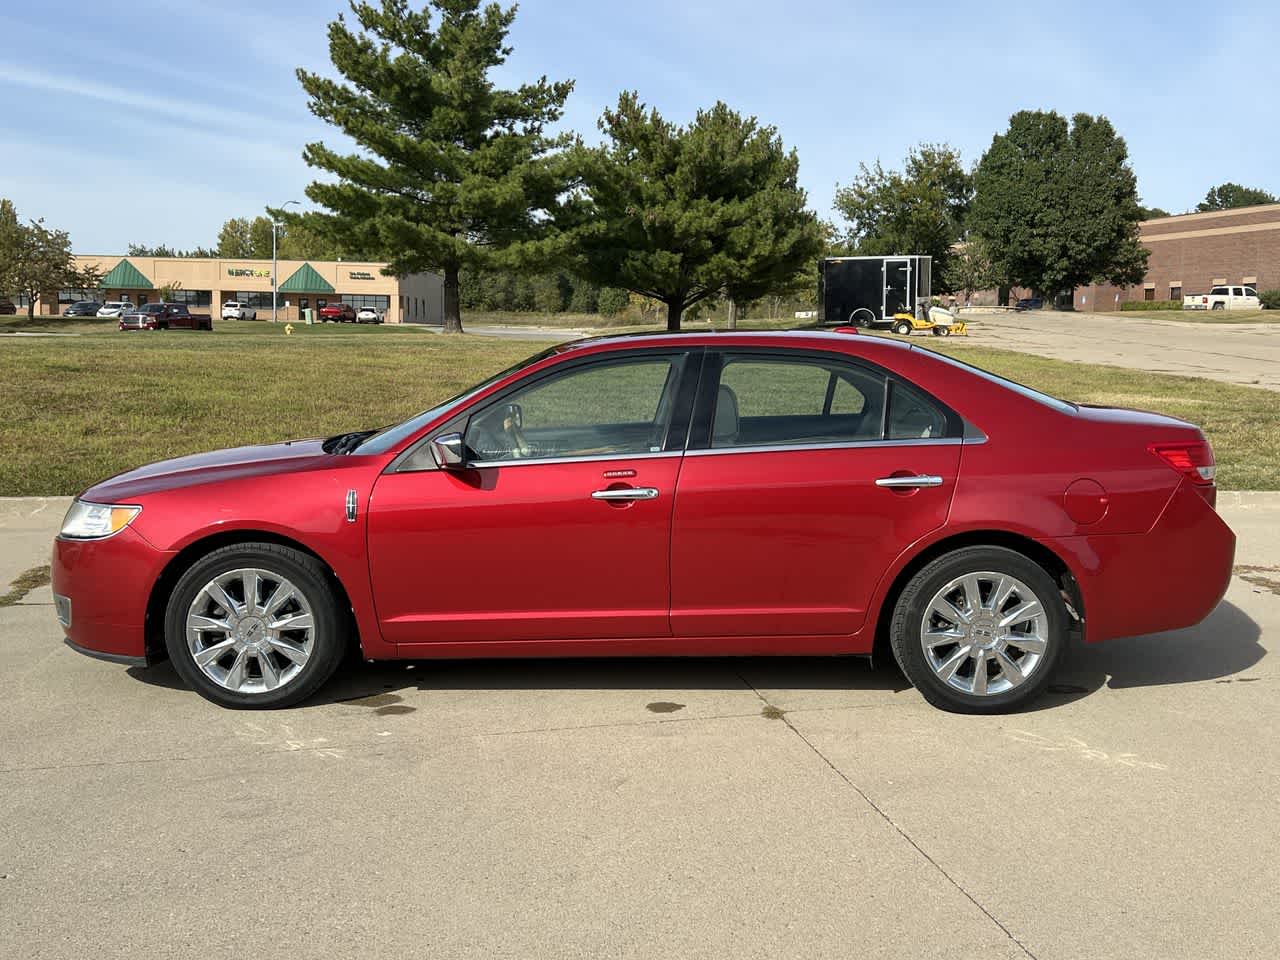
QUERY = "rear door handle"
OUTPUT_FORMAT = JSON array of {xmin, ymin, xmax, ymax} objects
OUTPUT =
[
  {"xmin": 875, "ymin": 475, "xmax": 944, "ymax": 488},
  {"xmin": 591, "ymin": 487, "xmax": 659, "ymax": 501}
]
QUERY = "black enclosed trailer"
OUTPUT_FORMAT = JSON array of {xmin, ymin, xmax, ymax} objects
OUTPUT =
[{"xmin": 818, "ymin": 255, "xmax": 932, "ymax": 327}]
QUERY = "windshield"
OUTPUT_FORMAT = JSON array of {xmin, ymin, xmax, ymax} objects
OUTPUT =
[{"xmin": 355, "ymin": 346, "xmax": 560, "ymax": 454}]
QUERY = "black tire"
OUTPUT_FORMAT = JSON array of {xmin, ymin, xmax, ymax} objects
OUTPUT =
[
  {"xmin": 893, "ymin": 320, "xmax": 912, "ymax": 336},
  {"xmin": 889, "ymin": 546, "xmax": 1067, "ymax": 714},
  {"xmin": 163, "ymin": 542, "xmax": 348, "ymax": 708},
  {"xmin": 1211, "ymin": 302, "xmax": 1225, "ymax": 311},
  {"xmin": 851, "ymin": 308, "xmax": 876, "ymax": 329},
  {"xmin": 931, "ymin": 325, "xmax": 948, "ymax": 337}
]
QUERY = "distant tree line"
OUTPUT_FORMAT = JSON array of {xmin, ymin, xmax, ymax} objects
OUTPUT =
[{"xmin": 11, "ymin": 1, "xmax": 1277, "ymax": 326}]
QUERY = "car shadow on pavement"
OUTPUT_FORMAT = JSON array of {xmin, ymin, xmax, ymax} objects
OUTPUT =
[
  {"xmin": 126, "ymin": 600, "xmax": 1263, "ymax": 712},
  {"xmin": 1039, "ymin": 599, "xmax": 1264, "ymax": 708}
]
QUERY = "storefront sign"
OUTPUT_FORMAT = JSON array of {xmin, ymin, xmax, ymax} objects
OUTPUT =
[
  {"xmin": 227, "ymin": 267, "xmax": 271, "ymax": 278},
  {"xmin": 348, "ymin": 271, "xmax": 375, "ymax": 280}
]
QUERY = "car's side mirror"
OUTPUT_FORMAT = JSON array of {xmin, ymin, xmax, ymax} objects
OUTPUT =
[{"xmin": 430, "ymin": 432, "xmax": 466, "ymax": 469}]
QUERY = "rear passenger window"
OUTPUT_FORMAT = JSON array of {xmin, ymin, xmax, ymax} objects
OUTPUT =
[{"xmin": 711, "ymin": 357, "xmax": 886, "ymax": 448}]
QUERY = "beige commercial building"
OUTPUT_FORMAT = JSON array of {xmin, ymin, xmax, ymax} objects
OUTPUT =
[{"xmin": 35, "ymin": 255, "xmax": 444, "ymax": 324}]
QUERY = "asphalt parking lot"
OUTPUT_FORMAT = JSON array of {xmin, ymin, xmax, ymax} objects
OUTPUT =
[
  {"xmin": 2, "ymin": 494, "xmax": 1278, "ymax": 959},
  {"xmin": 966, "ymin": 310, "xmax": 1280, "ymax": 391}
]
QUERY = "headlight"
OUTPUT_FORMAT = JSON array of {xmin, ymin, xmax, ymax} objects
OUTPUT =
[{"xmin": 59, "ymin": 500, "xmax": 142, "ymax": 540}]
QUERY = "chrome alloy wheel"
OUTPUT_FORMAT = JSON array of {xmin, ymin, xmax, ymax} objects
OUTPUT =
[
  {"xmin": 185, "ymin": 568, "xmax": 314, "ymax": 694},
  {"xmin": 920, "ymin": 571, "xmax": 1049, "ymax": 697}
]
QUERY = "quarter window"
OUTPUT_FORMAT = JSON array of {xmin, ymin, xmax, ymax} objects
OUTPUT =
[
  {"xmin": 465, "ymin": 356, "xmax": 687, "ymax": 463},
  {"xmin": 887, "ymin": 380, "xmax": 949, "ymax": 439}
]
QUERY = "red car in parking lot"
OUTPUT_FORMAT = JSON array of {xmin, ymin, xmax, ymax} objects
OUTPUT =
[
  {"xmin": 318, "ymin": 302, "xmax": 356, "ymax": 322},
  {"xmin": 52, "ymin": 331, "xmax": 1234, "ymax": 712}
]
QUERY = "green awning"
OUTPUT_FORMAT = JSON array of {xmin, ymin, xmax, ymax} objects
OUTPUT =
[
  {"xmin": 278, "ymin": 263, "xmax": 335, "ymax": 294},
  {"xmin": 100, "ymin": 258, "xmax": 153, "ymax": 289}
]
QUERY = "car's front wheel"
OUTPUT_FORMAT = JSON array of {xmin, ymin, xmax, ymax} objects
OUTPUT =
[
  {"xmin": 164, "ymin": 543, "xmax": 348, "ymax": 708},
  {"xmin": 890, "ymin": 546, "xmax": 1067, "ymax": 713}
]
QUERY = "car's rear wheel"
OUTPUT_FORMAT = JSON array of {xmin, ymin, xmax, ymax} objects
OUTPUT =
[
  {"xmin": 890, "ymin": 546, "xmax": 1067, "ymax": 713},
  {"xmin": 163, "ymin": 543, "xmax": 347, "ymax": 708}
]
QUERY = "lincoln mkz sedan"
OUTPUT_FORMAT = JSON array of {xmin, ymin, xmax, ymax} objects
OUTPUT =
[{"xmin": 52, "ymin": 332, "xmax": 1235, "ymax": 712}]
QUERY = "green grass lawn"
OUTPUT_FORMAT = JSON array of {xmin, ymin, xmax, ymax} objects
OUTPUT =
[{"xmin": 1, "ymin": 323, "xmax": 1276, "ymax": 495}]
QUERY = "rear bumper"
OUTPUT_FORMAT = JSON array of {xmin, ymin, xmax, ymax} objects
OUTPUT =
[
  {"xmin": 1047, "ymin": 481, "xmax": 1236, "ymax": 643},
  {"xmin": 51, "ymin": 527, "xmax": 173, "ymax": 662}
]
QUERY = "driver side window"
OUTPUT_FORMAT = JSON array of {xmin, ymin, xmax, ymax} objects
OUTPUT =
[{"xmin": 465, "ymin": 355, "xmax": 686, "ymax": 463}]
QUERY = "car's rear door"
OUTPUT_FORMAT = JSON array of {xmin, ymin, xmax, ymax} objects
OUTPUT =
[
  {"xmin": 669, "ymin": 349, "xmax": 961, "ymax": 639},
  {"xmin": 367, "ymin": 349, "xmax": 700, "ymax": 646}
]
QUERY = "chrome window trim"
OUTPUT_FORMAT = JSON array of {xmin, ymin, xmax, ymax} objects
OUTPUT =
[
  {"xmin": 466, "ymin": 450, "xmax": 683, "ymax": 470},
  {"xmin": 685, "ymin": 437, "xmax": 965, "ymax": 458}
]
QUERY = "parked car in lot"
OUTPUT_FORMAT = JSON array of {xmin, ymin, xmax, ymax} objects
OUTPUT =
[
  {"xmin": 355, "ymin": 307, "xmax": 384, "ymax": 324},
  {"xmin": 97, "ymin": 301, "xmax": 134, "ymax": 318},
  {"xmin": 221, "ymin": 301, "xmax": 258, "ymax": 321},
  {"xmin": 118, "ymin": 302, "xmax": 212, "ymax": 331},
  {"xmin": 53, "ymin": 331, "xmax": 1234, "ymax": 713},
  {"xmin": 63, "ymin": 301, "xmax": 103, "ymax": 317},
  {"xmin": 1014, "ymin": 297, "xmax": 1044, "ymax": 311},
  {"xmin": 0, "ymin": 298, "xmax": 18, "ymax": 315},
  {"xmin": 1183, "ymin": 285, "xmax": 1260, "ymax": 311},
  {"xmin": 319, "ymin": 302, "xmax": 357, "ymax": 322}
]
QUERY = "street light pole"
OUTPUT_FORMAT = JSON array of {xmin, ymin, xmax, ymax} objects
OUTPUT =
[{"xmin": 272, "ymin": 200, "xmax": 301, "ymax": 323}]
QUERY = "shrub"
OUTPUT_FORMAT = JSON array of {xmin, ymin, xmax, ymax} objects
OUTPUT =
[
  {"xmin": 596, "ymin": 287, "xmax": 630, "ymax": 316},
  {"xmin": 1260, "ymin": 289, "xmax": 1280, "ymax": 310},
  {"xmin": 1120, "ymin": 299, "xmax": 1182, "ymax": 311}
]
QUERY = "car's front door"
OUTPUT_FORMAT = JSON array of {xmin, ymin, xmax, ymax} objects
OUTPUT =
[
  {"xmin": 367, "ymin": 350, "xmax": 699, "ymax": 646},
  {"xmin": 669, "ymin": 350, "xmax": 961, "ymax": 639}
]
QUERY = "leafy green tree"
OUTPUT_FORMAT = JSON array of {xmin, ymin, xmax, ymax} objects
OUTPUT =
[
  {"xmin": 216, "ymin": 218, "xmax": 253, "ymax": 258},
  {"xmin": 0, "ymin": 199, "xmax": 21, "ymax": 296},
  {"xmin": 284, "ymin": 0, "xmax": 573, "ymax": 333},
  {"xmin": 11, "ymin": 218, "xmax": 77, "ymax": 318},
  {"xmin": 565, "ymin": 93, "xmax": 821, "ymax": 331},
  {"xmin": 969, "ymin": 110, "xmax": 1148, "ymax": 297},
  {"xmin": 1196, "ymin": 182, "xmax": 1277, "ymax": 212},
  {"xmin": 942, "ymin": 239, "xmax": 1000, "ymax": 303},
  {"xmin": 248, "ymin": 217, "xmax": 275, "ymax": 259},
  {"xmin": 833, "ymin": 143, "xmax": 972, "ymax": 286},
  {"xmin": 76, "ymin": 261, "xmax": 105, "ymax": 296},
  {"xmin": 596, "ymin": 287, "xmax": 629, "ymax": 317},
  {"xmin": 1138, "ymin": 204, "xmax": 1171, "ymax": 220},
  {"xmin": 127, "ymin": 242, "xmax": 215, "ymax": 258}
]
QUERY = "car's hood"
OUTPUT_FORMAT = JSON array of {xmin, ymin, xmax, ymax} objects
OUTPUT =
[{"xmin": 82, "ymin": 438, "xmax": 333, "ymax": 502}]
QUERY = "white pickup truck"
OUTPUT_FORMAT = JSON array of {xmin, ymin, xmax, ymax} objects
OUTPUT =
[{"xmin": 1183, "ymin": 285, "xmax": 1260, "ymax": 311}]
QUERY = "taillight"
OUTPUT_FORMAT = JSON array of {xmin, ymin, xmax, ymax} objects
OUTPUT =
[{"xmin": 1149, "ymin": 441, "xmax": 1215, "ymax": 485}]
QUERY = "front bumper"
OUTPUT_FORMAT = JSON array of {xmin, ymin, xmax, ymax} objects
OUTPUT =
[{"xmin": 51, "ymin": 526, "xmax": 173, "ymax": 663}]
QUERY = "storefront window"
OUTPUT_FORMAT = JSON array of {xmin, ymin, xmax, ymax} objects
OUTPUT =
[
  {"xmin": 234, "ymin": 291, "xmax": 277, "ymax": 309},
  {"xmin": 339, "ymin": 294, "xmax": 391, "ymax": 311},
  {"xmin": 168, "ymin": 289, "xmax": 212, "ymax": 307}
]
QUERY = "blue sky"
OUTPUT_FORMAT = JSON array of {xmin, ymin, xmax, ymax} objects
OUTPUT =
[{"xmin": 3, "ymin": 0, "xmax": 1277, "ymax": 252}]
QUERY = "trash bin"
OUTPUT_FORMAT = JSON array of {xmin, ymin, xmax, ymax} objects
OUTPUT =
[{"xmin": 303, "ymin": 308, "xmax": 314, "ymax": 325}]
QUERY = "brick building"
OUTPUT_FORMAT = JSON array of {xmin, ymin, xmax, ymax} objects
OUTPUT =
[
  {"xmin": 962, "ymin": 203, "xmax": 1280, "ymax": 310},
  {"xmin": 1074, "ymin": 203, "xmax": 1280, "ymax": 310}
]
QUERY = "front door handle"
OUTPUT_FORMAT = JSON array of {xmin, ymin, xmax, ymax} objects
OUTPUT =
[
  {"xmin": 875, "ymin": 474, "xmax": 944, "ymax": 489},
  {"xmin": 591, "ymin": 487, "xmax": 660, "ymax": 501}
]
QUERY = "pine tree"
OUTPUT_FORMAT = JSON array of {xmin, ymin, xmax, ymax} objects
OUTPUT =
[
  {"xmin": 564, "ymin": 93, "xmax": 821, "ymax": 331},
  {"xmin": 287, "ymin": 0, "xmax": 573, "ymax": 332}
]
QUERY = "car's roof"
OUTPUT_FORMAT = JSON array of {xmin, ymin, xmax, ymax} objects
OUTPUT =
[{"xmin": 556, "ymin": 328, "xmax": 916, "ymax": 357}]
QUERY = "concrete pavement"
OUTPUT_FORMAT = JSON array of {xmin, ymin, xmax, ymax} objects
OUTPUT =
[
  {"xmin": 1, "ymin": 496, "xmax": 1277, "ymax": 959},
  {"xmin": 962, "ymin": 310, "xmax": 1280, "ymax": 391}
]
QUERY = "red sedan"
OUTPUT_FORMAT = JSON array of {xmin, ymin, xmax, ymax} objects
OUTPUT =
[{"xmin": 52, "ymin": 332, "xmax": 1235, "ymax": 712}]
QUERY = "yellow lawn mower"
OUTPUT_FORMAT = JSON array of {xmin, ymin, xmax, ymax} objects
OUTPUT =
[{"xmin": 890, "ymin": 307, "xmax": 967, "ymax": 337}]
